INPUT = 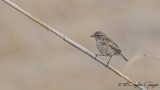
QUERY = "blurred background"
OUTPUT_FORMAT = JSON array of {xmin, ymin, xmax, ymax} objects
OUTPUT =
[{"xmin": 0, "ymin": 0, "xmax": 160, "ymax": 90}]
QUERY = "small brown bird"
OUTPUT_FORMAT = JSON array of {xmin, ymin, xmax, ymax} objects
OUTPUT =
[{"xmin": 91, "ymin": 31, "xmax": 128, "ymax": 65}]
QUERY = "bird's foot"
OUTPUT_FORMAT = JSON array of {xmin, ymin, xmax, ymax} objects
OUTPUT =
[
  {"xmin": 94, "ymin": 54, "xmax": 98, "ymax": 59},
  {"xmin": 106, "ymin": 62, "xmax": 109, "ymax": 67},
  {"xmin": 94, "ymin": 54, "xmax": 104, "ymax": 59}
]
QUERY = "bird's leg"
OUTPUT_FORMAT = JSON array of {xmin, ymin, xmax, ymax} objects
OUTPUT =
[
  {"xmin": 107, "ymin": 56, "xmax": 112, "ymax": 66},
  {"xmin": 95, "ymin": 54, "xmax": 104, "ymax": 59}
]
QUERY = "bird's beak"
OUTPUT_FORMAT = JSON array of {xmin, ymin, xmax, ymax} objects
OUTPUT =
[{"xmin": 90, "ymin": 35, "xmax": 94, "ymax": 37}]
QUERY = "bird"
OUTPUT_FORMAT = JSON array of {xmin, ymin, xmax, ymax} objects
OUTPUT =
[{"xmin": 90, "ymin": 31, "xmax": 128, "ymax": 65}]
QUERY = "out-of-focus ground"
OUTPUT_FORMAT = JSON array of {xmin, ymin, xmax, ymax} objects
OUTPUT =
[{"xmin": 0, "ymin": 0, "xmax": 160, "ymax": 90}]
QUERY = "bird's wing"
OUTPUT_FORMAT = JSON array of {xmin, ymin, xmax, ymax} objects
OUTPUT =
[
  {"xmin": 107, "ymin": 37, "xmax": 119, "ymax": 48},
  {"xmin": 106, "ymin": 37, "xmax": 121, "ymax": 52},
  {"xmin": 99, "ymin": 36, "xmax": 121, "ymax": 52}
]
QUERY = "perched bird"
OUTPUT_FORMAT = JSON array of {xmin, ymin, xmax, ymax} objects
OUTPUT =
[{"xmin": 90, "ymin": 31, "xmax": 128, "ymax": 65}]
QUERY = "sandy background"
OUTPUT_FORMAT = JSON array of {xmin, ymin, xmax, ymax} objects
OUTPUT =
[{"xmin": 1, "ymin": 0, "xmax": 160, "ymax": 90}]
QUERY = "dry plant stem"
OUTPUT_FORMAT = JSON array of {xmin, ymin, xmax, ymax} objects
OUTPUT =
[
  {"xmin": 2, "ymin": 0, "xmax": 147, "ymax": 90},
  {"xmin": 144, "ymin": 53, "xmax": 160, "ymax": 60}
]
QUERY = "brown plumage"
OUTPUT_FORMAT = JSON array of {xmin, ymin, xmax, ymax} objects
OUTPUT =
[{"xmin": 91, "ymin": 31, "xmax": 128, "ymax": 65}]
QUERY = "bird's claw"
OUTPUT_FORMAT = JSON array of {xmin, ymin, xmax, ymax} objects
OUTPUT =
[
  {"xmin": 107, "ymin": 62, "xmax": 109, "ymax": 66},
  {"xmin": 94, "ymin": 54, "xmax": 98, "ymax": 59}
]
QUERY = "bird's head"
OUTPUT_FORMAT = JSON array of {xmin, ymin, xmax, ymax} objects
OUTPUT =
[{"xmin": 90, "ymin": 31, "xmax": 107, "ymax": 40}]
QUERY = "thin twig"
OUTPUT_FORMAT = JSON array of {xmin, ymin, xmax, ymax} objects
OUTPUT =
[
  {"xmin": 124, "ymin": 52, "xmax": 160, "ymax": 73},
  {"xmin": 2, "ymin": 0, "xmax": 147, "ymax": 90},
  {"xmin": 144, "ymin": 53, "xmax": 160, "ymax": 60}
]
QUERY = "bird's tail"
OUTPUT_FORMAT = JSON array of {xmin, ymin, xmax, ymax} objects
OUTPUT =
[{"xmin": 120, "ymin": 53, "xmax": 128, "ymax": 61}]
